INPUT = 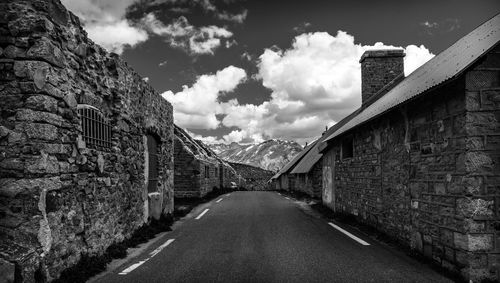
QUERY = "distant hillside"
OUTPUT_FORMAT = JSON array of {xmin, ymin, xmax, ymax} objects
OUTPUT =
[
  {"xmin": 209, "ymin": 139, "xmax": 303, "ymax": 171},
  {"xmin": 229, "ymin": 162, "xmax": 274, "ymax": 191}
]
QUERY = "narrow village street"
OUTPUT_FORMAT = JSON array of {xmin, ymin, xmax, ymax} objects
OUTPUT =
[{"xmin": 95, "ymin": 191, "xmax": 451, "ymax": 283}]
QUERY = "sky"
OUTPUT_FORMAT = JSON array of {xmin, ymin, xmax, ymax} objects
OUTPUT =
[{"xmin": 62, "ymin": 0, "xmax": 500, "ymax": 145}]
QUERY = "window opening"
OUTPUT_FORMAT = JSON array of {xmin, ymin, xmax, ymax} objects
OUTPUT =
[{"xmin": 77, "ymin": 105, "xmax": 111, "ymax": 149}]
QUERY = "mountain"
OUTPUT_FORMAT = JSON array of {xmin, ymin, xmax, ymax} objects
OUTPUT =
[{"xmin": 209, "ymin": 139, "xmax": 303, "ymax": 172}]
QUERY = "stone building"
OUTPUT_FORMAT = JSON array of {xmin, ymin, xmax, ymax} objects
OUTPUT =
[
  {"xmin": 289, "ymin": 139, "xmax": 323, "ymax": 198},
  {"xmin": 319, "ymin": 15, "xmax": 500, "ymax": 281},
  {"xmin": 0, "ymin": 0, "xmax": 174, "ymax": 281},
  {"xmin": 270, "ymin": 142, "xmax": 310, "ymax": 191},
  {"xmin": 174, "ymin": 125, "xmax": 243, "ymax": 198}
]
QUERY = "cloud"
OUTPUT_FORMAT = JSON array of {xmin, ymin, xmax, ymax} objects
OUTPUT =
[
  {"xmin": 142, "ymin": 14, "xmax": 233, "ymax": 55},
  {"xmin": 161, "ymin": 66, "xmax": 247, "ymax": 129},
  {"xmin": 84, "ymin": 20, "xmax": 148, "ymax": 54},
  {"xmin": 62, "ymin": 0, "xmax": 148, "ymax": 54},
  {"xmin": 217, "ymin": 10, "xmax": 248, "ymax": 24},
  {"xmin": 419, "ymin": 18, "xmax": 460, "ymax": 35},
  {"xmin": 217, "ymin": 31, "xmax": 434, "ymax": 144}
]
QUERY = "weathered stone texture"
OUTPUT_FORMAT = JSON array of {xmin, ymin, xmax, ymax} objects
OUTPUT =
[
  {"xmin": 0, "ymin": 0, "xmax": 174, "ymax": 281},
  {"xmin": 174, "ymin": 125, "xmax": 243, "ymax": 198},
  {"xmin": 291, "ymin": 161, "xmax": 322, "ymax": 198},
  {"xmin": 360, "ymin": 49, "xmax": 405, "ymax": 105},
  {"xmin": 322, "ymin": 45, "xmax": 500, "ymax": 281}
]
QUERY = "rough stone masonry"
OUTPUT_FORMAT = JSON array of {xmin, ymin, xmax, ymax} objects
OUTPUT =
[{"xmin": 0, "ymin": 0, "xmax": 175, "ymax": 281}]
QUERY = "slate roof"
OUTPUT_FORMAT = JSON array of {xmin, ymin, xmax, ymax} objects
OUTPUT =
[
  {"xmin": 290, "ymin": 109, "xmax": 361, "ymax": 174},
  {"xmin": 270, "ymin": 141, "xmax": 316, "ymax": 179},
  {"xmin": 321, "ymin": 13, "xmax": 500, "ymax": 146}
]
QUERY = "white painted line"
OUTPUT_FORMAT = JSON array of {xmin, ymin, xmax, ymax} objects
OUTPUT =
[
  {"xmin": 328, "ymin": 222, "xmax": 370, "ymax": 246},
  {"xmin": 118, "ymin": 260, "xmax": 147, "ymax": 275},
  {"xmin": 149, "ymin": 239, "xmax": 175, "ymax": 258},
  {"xmin": 195, "ymin": 208, "xmax": 209, "ymax": 220},
  {"xmin": 216, "ymin": 198, "xmax": 223, "ymax": 203}
]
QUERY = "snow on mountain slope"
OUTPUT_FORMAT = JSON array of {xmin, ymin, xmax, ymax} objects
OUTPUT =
[{"xmin": 209, "ymin": 139, "xmax": 303, "ymax": 171}]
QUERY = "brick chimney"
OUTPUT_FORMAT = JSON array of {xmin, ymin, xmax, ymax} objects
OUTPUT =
[{"xmin": 359, "ymin": 49, "xmax": 405, "ymax": 106}]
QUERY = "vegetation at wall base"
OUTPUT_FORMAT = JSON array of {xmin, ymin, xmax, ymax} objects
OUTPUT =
[{"xmin": 52, "ymin": 214, "xmax": 174, "ymax": 283}]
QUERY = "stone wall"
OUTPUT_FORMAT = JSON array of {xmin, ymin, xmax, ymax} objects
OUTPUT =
[
  {"xmin": 322, "ymin": 46, "xmax": 500, "ymax": 281},
  {"xmin": 0, "ymin": 0, "xmax": 174, "ymax": 281},
  {"xmin": 292, "ymin": 161, "xmax": 322, "ymax": 198},
  {"xmin": 173, "ymin": 126, "xmax": 219, "ymax": 198},
  {"xmin": 462, "ymin": 45, "xmax": 500, "ymax": 280}
]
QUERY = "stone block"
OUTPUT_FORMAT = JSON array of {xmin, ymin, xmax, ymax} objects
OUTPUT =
[
  {"xmin": 0, "ymin": 258, "xmax": 15, "ymax": 283},
  {"xmin": 17, "ymin": 123, "xmax": 58, "ymax": 141},
  {"xmin": 456, "ymin": 198, "xmax": 494, "ymax": 218},
  {"xmin": 26, "ymin": 152, "xmax": 60, "ymax": 174},
  {"xmin": 25, "ymin": 95, "xmax": 58, "ymax": 113},
  {"xmin": 465, "ymin": 151, "xmax": 493, "ymax": 173},
  {"xmin": 468, "ymin": 234, "xmax": 493, "ymax": 252},
  {"xmin": 16, "ymin": 109, "xmax": 64, "ymax": 127},
  {"xmin": 148, "ymin": 192, "xmax": 162, "ymax": 220},
  {"xmin": 27, "ymin": 37, "xmax": 66, "ymax": 68}
]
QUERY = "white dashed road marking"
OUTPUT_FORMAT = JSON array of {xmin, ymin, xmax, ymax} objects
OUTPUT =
[
  {"xmin": 216, "ymin": 198, "xmax": 223, "ymax": 203},
  {"xmin": 149, "ymin": 239, "xmax": 175, "ymax": 258},
  {"xmin": 119, "ymin": 260, "xmax": 147, "ymax": 275},
  {"xmin": 195, "ymin": 209, "xmax": 210, "ymax": 220},
  {"xmin": 119, "ymin": 239, "xmax": 176, "ymax": 275},
  {"xmin": 328, "ymin": 222, "xmax": 370, "ymax": 246}
]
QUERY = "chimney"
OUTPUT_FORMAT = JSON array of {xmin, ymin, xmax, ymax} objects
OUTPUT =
[{"xmin": 359, "ymin": 49, "xmax": 405, "ymax": 106}]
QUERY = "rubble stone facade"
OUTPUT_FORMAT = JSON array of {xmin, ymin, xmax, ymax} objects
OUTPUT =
[
  {"xmin": 291, "ymin": 161, "xmax": 322, "ymax": 199},
  {"xmin": 322, "ymin": 46, "xmax": 500, "ymax": 281},
  {"xmin": 174, "ymin": 126, "xmax": 244, "ymax": 198},
  {"xmin": 0, "ymin": 0, "xmax": 174, "ymax": 281}
]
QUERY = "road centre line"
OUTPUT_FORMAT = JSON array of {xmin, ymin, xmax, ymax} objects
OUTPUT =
[
  {"xmin": 216, "ymin": 198, "xmax": 223, "ymax": 203},
  {"xmin": 328, "ymin": 222, "xmax": 370, "ymax": 246},
  {"xmin": 195, "ymin": 208, "xmax": 210, "ymax": 220}
]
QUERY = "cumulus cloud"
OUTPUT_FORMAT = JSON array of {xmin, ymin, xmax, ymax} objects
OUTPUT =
[
  {"xmin": 62, "ymin": 0, "xmax": 148, "ymax": 54},
  {"xmin": 161, "ymin": 66, "xmax": 247, "ymax": 129},
  {"xmin": 217, "ymin": 31, "xmax": 434, "ymax": 144},
  {"xmin": 142, "ymin": 14, "xmax": 233, "ymax": 55}
]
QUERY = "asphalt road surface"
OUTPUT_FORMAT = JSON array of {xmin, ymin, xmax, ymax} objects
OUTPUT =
[{"xmin": 96, "ymin": 191, "xmax": 451, "ymax": 283}]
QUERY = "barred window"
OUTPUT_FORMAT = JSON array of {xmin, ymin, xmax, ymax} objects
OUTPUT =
[{"xmin": 77, "ymin": 105, "xmax": 112, "ymax": 149}]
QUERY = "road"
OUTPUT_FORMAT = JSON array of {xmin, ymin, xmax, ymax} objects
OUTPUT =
[{"xmin": 96, "ymin": 191, "xmax": 451, "ymax": 283}]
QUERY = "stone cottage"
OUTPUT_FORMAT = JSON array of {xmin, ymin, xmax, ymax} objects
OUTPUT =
[
  {"xmin": 270, "ymin": 142, "xmax": 310, "ymax": 191},
  {"xmin": 174, "ymin": 125, "xmax": 243, "ymax": 198},
  {"xmin": 319, "ymin": 14, "xmax": 500, "ymax": 281},
  {"xmin": 289, "ymin": 140, "xmax": 323, "ymax": 198},
  {"xmin": 0, "ymin": 0, "xmax": 175, "ymax": 281}
]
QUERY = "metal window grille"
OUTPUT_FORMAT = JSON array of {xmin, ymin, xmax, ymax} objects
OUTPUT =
[{"xmin": 77, "ymin": 105, "xmax": 112, "ymax": 149}]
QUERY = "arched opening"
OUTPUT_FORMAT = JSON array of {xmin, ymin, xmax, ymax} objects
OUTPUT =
[{"xmin": 146, "ymin": 134, "xmax": 160, "ymax": 193}]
